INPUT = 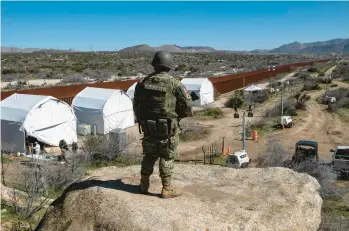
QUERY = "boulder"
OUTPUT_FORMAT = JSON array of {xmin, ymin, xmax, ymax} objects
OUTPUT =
[{"xmin": 35, "ymin": 164, "xmax": 322, "ymax": 231}]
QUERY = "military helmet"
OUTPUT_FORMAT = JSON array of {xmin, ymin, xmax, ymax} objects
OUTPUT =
[{"xmin": 151, "ymin": 51, "xmax": 173, "ymax": 69}]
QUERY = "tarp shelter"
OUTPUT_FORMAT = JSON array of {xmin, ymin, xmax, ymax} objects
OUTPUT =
[
  {"xmin": 72, "ymin": 87, "xmax": 134, "ymax": 135},
  {"xmin": 1, "ymin": 93, "xmax": 77, "ymax": 153},
  {"xmin": 126, "ymin": 82, "xmax": 137, "ymax": 100},
  {"xmin": 181, "ymin": 78, "xmax": 214, "ymax": 106},
  {"xmin": 244, "ymin": 85, "xmax": 262, "ymax": 92}
]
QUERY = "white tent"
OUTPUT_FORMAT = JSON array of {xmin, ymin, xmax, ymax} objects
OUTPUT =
[
  {"xmin": 181, "ymin": 78, "xmax": 214, "ymax": 106},
  {"xmin": 1, "ymin": 93, "xmax": 77, "ymax": 153},
  {"xmin": 126, "ymin": 82, "xmax": 138, "ymax": 100},
  {"xmin": 72, "ymin": 87, "xmax": 134, "ymax": 135},
  {"xmin": 244, "ymin": 85, "xmax": 262, "ymax": 92}
]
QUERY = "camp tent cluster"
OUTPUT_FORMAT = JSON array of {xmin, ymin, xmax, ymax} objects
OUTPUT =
[
  {"xmin": 1, "ymin": 87, "xmax": 135, "ymax": 153},
  {"xmin": 126, "ymin": 77, "xmax": 215, "ymax": 107}
]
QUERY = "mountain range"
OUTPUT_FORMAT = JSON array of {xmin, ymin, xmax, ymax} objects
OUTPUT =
[{"xmin": 2, "ymin": 38, "xmax": 348, "ymax": 55}]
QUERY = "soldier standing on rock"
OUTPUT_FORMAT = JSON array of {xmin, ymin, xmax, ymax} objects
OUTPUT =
[{"xmin": 133, "ymin": 51, "xmax": 193, "ymax": 199}]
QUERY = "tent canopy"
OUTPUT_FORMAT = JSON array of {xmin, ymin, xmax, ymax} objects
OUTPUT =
[
  {"xmin": 181, "ymin": 78, "xmax": 214, "ymax": 106},
  {"xmin": 72, "ymin": 87, "xmax": 134, "ymax": 134},
  {"xmin": 1, "ymin": 93, "xmax": 77, "ymax": 152},
  {"xmin": 244, "ymin": 84, "xmax": 262, "ymax": 92},
  {"xmin": 126, "ymin": 82, "xmax": 138, "ymax": 100},
  {"xmin": 181, "ymin": 78, "xmax": 210, "ymax": 91}
]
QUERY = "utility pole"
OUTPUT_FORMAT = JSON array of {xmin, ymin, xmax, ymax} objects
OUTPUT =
[{"xmin": 242, "ymin": 111, "xmax": 246, "ymax": 151}]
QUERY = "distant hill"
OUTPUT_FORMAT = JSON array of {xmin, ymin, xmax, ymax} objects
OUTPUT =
[
  {"xmin": 265, "ymin": 38, "xmax": 349, "ymax": 55},
  {"xmin": 3, "ymin": 38, "xmax": 348, "ymax": 54},
  {"xmin": 119, "ymin": 44, "xmax": 217, "ymax": 53},
  {"xmin": 1, "ymin": 46, "xmax": 79, "ymax": 53}
]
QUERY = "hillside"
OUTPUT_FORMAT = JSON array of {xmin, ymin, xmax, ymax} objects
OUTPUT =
[
  {"xmin": 267, "ymin": 38, "xmax": 349, "ymax": 54},
  {"xmin": 3, "ymin": 38, "xmax": 348, "ymax": 54},
  {"xmin": 119, "ymin": 44, "xmax": 217, "ymax": 53},
  {"xmin": 1, "ymin": 46, "xmax": 79, "ymax": 53}
]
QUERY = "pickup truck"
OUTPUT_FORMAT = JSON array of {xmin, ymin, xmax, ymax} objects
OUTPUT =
[{"xmin": 330, "ymin": 146, "xmax": 349, "ymax": 179}]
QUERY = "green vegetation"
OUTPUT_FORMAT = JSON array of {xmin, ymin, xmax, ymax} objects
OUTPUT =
[
  {"xmin": 179, "ymin": 123, "xmax": 211, "ymax": 141},
  {"xmin": 193, "ymin": 107, "xmax": 224, "ymax": 119}
]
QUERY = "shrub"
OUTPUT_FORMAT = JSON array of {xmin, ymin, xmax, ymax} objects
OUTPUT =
[
  {"xmin": 294, "ymin": 92, "xmax": 311, "ymax": 109},
  {"xmin": 61, "ymin": 75, "xmax": 88, "ymax": 83},
  {"xmin": 265, "ymin": 99, "xmax": 297, "ymax": 117},
  {"xmin": 307, "ymin": 67, "xmax": 318, "ymax": 73},
  {"xmin": 255, "ymin": 137, "xmax": 290, "ymax": 167},
  {"xmin": 248, "ymin": 90, "xmax": 270, "ymax": 104},
  {"xmin": 194, "ymin": 107, "xmax": 224, "ymax": 119},
  {"xmin": 225, "ymin": 94, "xmax": 244, "ymax": 108},
  {"xmin": 179, "ymin": 122, "xmax": 210, "ymax": 141},
  {"xmin": 301, "ymin": 83, "xmax": 322, "ymax": 91}
]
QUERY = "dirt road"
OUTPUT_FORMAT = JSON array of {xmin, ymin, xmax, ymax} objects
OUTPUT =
[{"xmin": 275, "ymin": 80, "xmax": 349, "ymax": 160}]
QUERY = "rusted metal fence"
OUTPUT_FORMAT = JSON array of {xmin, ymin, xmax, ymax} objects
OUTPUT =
[{"xmin": 1, "ymin": 59, "xmax": 330, "ymax": 105}]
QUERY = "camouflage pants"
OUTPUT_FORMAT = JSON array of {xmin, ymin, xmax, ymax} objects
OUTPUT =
[{"xmin": 140, "ymin": 134, "xmax": 179, "ymax": 186}]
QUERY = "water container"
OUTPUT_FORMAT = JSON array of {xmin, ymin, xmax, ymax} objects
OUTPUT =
[
  {"xmin": 109, "ymin": 128, "xmax": 127, "ymax": 153},
  {"xmin": 77, "ymin": 124, "xmax": 91, "ymax": 136}
]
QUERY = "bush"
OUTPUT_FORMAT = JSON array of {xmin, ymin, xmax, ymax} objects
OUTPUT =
[
  {"xmin": 249, "ymin": 90, "xmax": 269, "ymax": 104},
  {"xmin": 61, "ymin": 75, "xmax": 88, "ymax": 83},
  {"xmin": 307, "ymin": 67, "xmax": 318, "ymax": 73},
  {"xmin": 294, "ymin": 92, "xmax": 311, "ymax": 109},
  {"xmin": 302, "ymin": 83, "xmax": 322, "ymax": 91},
  {"xmin": 225, "ymin": 94, "xmax": 244, "ymax": 108},
  {"xmin": 255, "ymin": 137, "xmax": 290, "ymax": 167},
  {"xmin": 265, "ymin": 99, "xmax": 297, "ymax": 117},
  {"xmin": 179, "ymin": 122, "xmax": 210, "ymax": 141},
  {"xmin": 194, "ymin": 107, "xmax": 224, "ymax": 119}
]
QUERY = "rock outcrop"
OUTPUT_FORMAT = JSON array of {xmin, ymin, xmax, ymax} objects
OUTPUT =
[{"xmin": 35, "ymin": 164, "xmax": 322, "ymax": 231}]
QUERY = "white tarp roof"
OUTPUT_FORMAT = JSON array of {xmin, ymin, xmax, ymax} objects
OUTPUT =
[
  {"xmin": 181, "ymin": 78, "xmax": 211, "ymax": 91},
  {"xmin": 1, "ymin": 94, "xmax": 52, "ymax": 123},
  {"xmin": 126, "ymin": 82, "xmax": 138, "ymax": 99},
  {"xmin": 72, "ymin": 87, "xmax": 135, "ymax": 134},
  {"xmin": 73, "ymin": 87, "xmax": 124, "ymax": 110},
  {"xmin": 244, "ymin": 85, "xmax": 262, "ymax": 92},
  {"xmin": 1, "ymin": 93, "xmax": 77, "ymax": 152}
]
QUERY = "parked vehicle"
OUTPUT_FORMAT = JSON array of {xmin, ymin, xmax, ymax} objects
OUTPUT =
[
  {"xmin": 284, "ymin": 140, "xmax": 319, "ymax": 167},
  {"xmin": 330, "ymin": 146, "xmax": 349, "ymax": 179},
  {"xmin": 276, "ymin": 116, "xmax": 294, "ymax": 128},
  {"xmin": 226, "ymin": 150, "xmax": 250, "ymax": 168}
]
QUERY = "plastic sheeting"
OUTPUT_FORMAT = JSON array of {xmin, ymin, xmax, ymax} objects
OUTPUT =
[
  {"xmin": 244, "ymin": 85, "xmax": 262, "ymax": 92},
  {"xmin": 1, "ymin": 93, "xmax": 78, "ymax": 153},
  {"xmin": 181, "ymin": 78, "xmax": 214, "ymax": 106},
  {"xmin": 72, "ymin": 87, "xmax": 135, "ymax": 135},
  {"xmin": 126, "ymin": 82, "xmax": 138, "ymax": 100}
]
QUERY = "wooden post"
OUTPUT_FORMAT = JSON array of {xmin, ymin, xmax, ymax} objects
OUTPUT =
[{"xmin": 222, "ymin": 137, "xmax": 225, "ymax": 154}]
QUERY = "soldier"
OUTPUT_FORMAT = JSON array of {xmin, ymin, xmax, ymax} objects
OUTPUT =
[{"xmin": 133, "ymin": 51, "xmax": 193, "ymax": 199}]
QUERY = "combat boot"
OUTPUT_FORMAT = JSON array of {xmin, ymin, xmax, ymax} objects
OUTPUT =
[
  {"xmin": 160, "ymin": 177, "xmax": 183, "ymax": 199},
  {"xmin": 139, "ymin": 175, "xmax": 150, "ymax": 194},
  {"xmin": 161, "ymin": 185, "xmax": 183, "ymax": 199}
]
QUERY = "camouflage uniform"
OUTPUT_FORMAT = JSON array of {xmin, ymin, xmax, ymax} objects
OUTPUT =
[{"xmin": 133, "ymin": 51, "xmax": 193, "ymax": 198}]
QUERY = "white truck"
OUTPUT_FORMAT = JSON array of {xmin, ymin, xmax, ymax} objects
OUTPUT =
[
  {"xmin": 330, "ymin": 146, "xmax": 349, "ymax": 179},
  {"xmin": 226, "ymin": 150, "xmax": 250, "ymax": 168}
]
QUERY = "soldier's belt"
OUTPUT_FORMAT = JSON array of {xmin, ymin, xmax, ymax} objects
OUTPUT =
[{"xmin": 140, "ymin": 118, "xmax": 178, "ymax": 138}]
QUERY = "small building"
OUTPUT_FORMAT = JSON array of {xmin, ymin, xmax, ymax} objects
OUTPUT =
[
  {"xmin": 1, "ymin": 93, "xmax": 77, "ymax": 153},
  {"xmin": 72, "ymin": 87, "xmax": 134, "ymax": 135},
  {"xmin": 126, "ymin": 82, "xmax": 138, "ymax": 100},
  {"xmin": 181, "ymin": 78, "xmax": 215, "ymax": 106}
]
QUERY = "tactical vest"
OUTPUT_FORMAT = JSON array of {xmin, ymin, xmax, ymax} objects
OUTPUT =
[{"xmin": 137, "ymin": 73, "xmax": 178, "ymax": 120}]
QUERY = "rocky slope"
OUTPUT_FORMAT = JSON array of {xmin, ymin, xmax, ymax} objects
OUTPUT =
[{"xmin": 35, "ymin": 164, "xmax": 322, "ymax": 231}]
